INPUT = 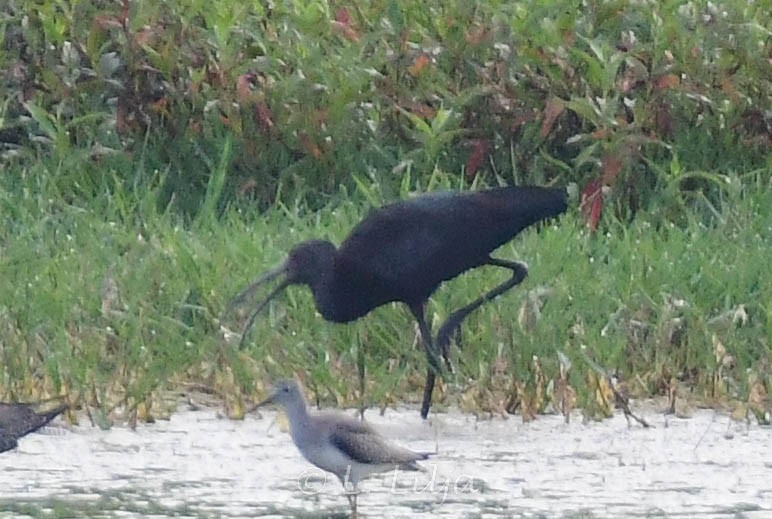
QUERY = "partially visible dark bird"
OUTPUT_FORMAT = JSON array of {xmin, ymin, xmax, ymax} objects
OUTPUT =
[
  {"xmin": 230, "ymin": 185, "xmax": 569, "ymax": 418},
  {"xmin": 0, "ymin": 402, "xmax": 68, "ymax": 453}
]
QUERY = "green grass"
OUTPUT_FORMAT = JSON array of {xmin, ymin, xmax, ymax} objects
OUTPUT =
[
  {"xmin": 1, "ymin": 162, "xmax": 768, "ymax": 421},
  {"xmin": 1, "ymin": 0, "xmax": 769, "ymax": 422},
  {"xmin": 2, "ymin": 0, "xmax": 769, "ymax": 209}
]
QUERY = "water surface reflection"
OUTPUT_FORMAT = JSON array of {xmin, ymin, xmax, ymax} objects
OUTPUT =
[{"xmin": 1, "ymin": 405, "xmax": 770, "ymax": 518}]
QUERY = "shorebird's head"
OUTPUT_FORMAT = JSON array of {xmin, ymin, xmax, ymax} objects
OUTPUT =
[{"xmin": 256, "ymin": 379, "xmax": 305, "ymax": 410}]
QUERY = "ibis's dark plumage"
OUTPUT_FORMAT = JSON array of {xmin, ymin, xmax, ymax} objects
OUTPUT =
[
  {"xmin": 0, "ymin": 402, "xmax": 67, "ymax": 453},
  {"xmin": 231, "ymin": 185, "xmax": 568, "ymax": 418}
]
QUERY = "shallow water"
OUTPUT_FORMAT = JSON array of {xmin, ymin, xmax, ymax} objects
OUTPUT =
[{"xmin": 1, "ymin": 404, "xmax": 770, "ymax": 518}]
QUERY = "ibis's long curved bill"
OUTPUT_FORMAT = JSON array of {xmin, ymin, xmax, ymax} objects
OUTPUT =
[{"xmin": 226, "ymin": 262, "xmax": 292, "ymax": 349}]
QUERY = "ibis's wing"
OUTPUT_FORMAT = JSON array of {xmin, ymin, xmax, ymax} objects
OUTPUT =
[{"xmin": 337, "ymin": 187, "xmax": 567, "ymax": 294}]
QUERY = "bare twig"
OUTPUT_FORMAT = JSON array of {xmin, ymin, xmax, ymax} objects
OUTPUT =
[{"xmin": 579, "ymin": 350, "xmax": 652, "ymax": 428}]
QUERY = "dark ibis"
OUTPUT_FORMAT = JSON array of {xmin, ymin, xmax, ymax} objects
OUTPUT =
[
  {"xmin": 229, "ymin": 185, "xmax": 568, "ymax": 418},
  {"xmin": 0, "ymin": 401, "xmax": 68, "ymax": 453}
]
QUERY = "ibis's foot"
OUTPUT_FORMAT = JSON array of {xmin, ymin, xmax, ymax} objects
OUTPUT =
[{"xmin": 420, "ymin": 368, "xmax": 435, "ymax": 419}]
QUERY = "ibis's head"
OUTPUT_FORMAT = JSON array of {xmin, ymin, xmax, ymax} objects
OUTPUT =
[
  {"xmin": 227, "ymin": 240, "xmax": 336, "ymax": 348},
  {"xmin": 284, "ymin": 240, "xmax": 337, "ymax": 285}
]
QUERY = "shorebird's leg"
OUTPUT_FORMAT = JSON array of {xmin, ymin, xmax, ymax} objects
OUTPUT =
[{"xmin": 340, "ymin": 479, "xmax": 358, "ymax": 518}]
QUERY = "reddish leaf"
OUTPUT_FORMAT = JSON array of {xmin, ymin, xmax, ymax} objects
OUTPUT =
[
  {"xmin": 255, "ymin": 102, "xmax": 274, "ymax": 132},
  {"xmin": 621, "ymin": 75, "xmax": 637, "ymax": 94},
  {"xmin": 120, "ymin": 0, "xmax": 130, "ymax": 29},
  {"xmin": 206, "ymin": 65, "xmax": 226, "ymax": 89},
  {"xmin": 299, "ymin": 131, "xmax": 323, "ymax": 159},
  {"xmin": 237, "ymin": 73, "xmax": 255, "ymax": 105},
  {"xmin": 116, "ymin": 98, "xmax": 132, "ymax": 134},
  {"xmin": 622, "ymin": 65, "xmax": 647, "ymax": 93},
  {"xmin": 150, "ymin": 96, "xmax": 170, "ymax": 116},
  {"xmin": 403, "ymin": 101, "xmax": 435, "ymax": 119},
  {"xmin": 721, "ymin": 76, "xmax": 740, "ymax": 102},
  {"xmin": 465, "ymin": 26, "xmax": 489, "ymax": 45},
  {"xmin": 653, "ymin": 74, "xmax": 680, "ymax": 91},
  {"xmin": 94, "ymin": 15, "xmax": 123, "ymax": 30},
  {"xmin": 541, "ymin": 97, "xmax": 565, "ymax": 138},
  {"xmin": 332, "ymin": 8, "xmax": 359, "ymax": 42},
  {"xmin": 511, "ymin": 111, "xmax": 537, "ymax": 130},
  {"xmin": 601, "ymin": 153, "xmax": 623, "ymax": 185},
  {"xmin": 335, "ymin": 7, "xmax": 352, "ymax": 25},
  {"xmin": 135, "ymin": 26, "xmax": 157, "ymax": 46},
  {"xmin": 465, "ymin": 139, "xmax": 489, "ymax": 180},
  {"xmin": 408, "ymin": 54, "xmax": 431, "ymax": 77},
  {"xmin": 312, "ymin": 109, "xmax": 329, "ymax": 126},
  {"xmin": 237, "ymin": 74, "xmax": 274, "ymax": 133},
  {"xmin": 581, "ymin": 178, "xmax": 604, "ymax": 232},
  {"xmin": 654, "ymin": 101, "xmax": 675, "ymax": 138},
  {"xmin": 331, "ymin": 22, "xmax": 360, "ymax": 41}
]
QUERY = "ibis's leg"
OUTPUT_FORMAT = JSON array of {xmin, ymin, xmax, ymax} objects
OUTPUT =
[
  {"xmin": 410, "ymin": 304, "xmax": 442, "ymax": 419},
  {"xmin": 436, "ymin": 259, "xmax": 528, "ymax": 367},
  {"xmin": 357, "ymin": 333, "xmax": 366, "ymax": 420}
]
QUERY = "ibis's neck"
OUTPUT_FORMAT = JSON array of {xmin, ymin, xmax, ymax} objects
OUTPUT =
[{"xmin": 308, "ymin": 260, "xmax": 344, "ymax": 320}]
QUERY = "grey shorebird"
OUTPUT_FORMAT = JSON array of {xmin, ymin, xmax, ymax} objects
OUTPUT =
[
  {"xmin": 256, "ymin": 379, "xmax": 431, "ymax": 516},
  {"xmin": 0, "ymin": 402, "xmax": 67, "ymax": 453}
]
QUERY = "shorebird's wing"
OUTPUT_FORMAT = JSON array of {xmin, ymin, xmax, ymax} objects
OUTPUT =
[{"xmin": 327, "ymin": 416, "xmax": 427, "ymax": 466}]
